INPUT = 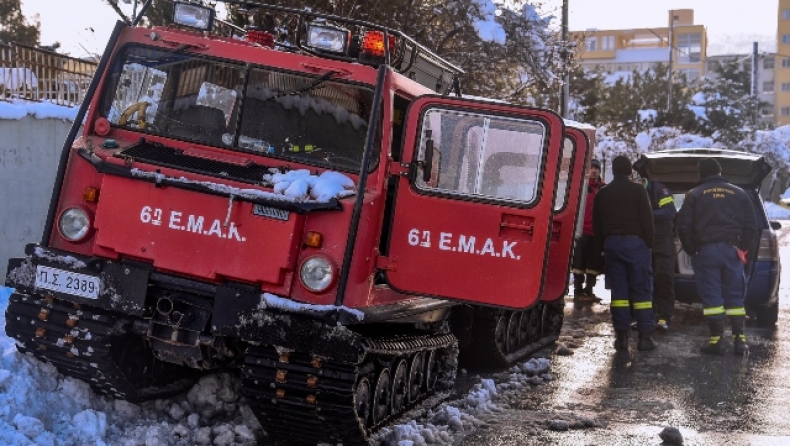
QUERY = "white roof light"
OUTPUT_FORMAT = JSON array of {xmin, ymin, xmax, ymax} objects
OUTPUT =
[
  {"xmin": 305, "ymin": 24, "xmax": 349, "ymax": 54},
  {"xmin": 173, "ymin": 2, "xmax": 214, "ymax": 31}
]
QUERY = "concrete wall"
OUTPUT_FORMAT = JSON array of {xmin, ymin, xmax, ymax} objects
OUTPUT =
[{"xmin": 0, "ymin": 116, "xmax": 72, "ymax": 271}]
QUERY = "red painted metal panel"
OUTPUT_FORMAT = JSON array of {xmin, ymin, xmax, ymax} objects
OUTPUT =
[
  {"xmin": 93, "ymin": 175, "xmax": 301, "ymax": 285},
  {"xmin": 384, "ymin": 97, "xmax": 565, "ymax": 309},
  {"xmin": 542, "ymin": 127, "xmax": 592, "ymax": 302}
]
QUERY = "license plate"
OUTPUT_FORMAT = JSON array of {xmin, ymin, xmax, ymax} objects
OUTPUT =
[
  {"xmin": 253, "ymin": 204, "xmax": 290, "ymax": 221},
  {"xmin": 35, "ymin": 265, "xmax": 100, "ymax": 299}
]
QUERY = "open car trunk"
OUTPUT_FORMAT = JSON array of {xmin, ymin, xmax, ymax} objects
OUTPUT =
[{"xmin": 634, "ymin": 149, "xmax": 772, "ymax": 282}]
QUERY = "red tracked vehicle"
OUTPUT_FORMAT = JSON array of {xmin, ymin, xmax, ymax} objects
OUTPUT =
[{"xmin": 4, "ymin": 2, "xmax": 591, "ymax": 444}]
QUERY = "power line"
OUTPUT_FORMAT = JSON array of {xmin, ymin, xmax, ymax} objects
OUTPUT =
[{"xmin": 644, "ymin": 27, "xmax": 691, "ymax": 56}]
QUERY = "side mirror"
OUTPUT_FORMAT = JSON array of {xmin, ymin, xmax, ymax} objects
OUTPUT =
[{"xmin": 770, "ymin": 220, "xmax": 782, "ymax": 231}]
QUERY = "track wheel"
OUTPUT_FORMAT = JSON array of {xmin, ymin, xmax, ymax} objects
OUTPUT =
[
  {"xmin": 506, "ymin": 312, "xmax": 520, "ymax": 352},
  {"xmin": 407, "ymin": 352, "xmax": 424, "ymax": 403},
  {"xmin": 494, "ymin": 313, "xmax": 508, "ymax": 356},
  {"xmin": 517, "ymin": 311, "xmax": 530, "ymax": 346},
  {"xmin": 543, "ymin": 301, "xmax": 564, "ymax": 337},
  {"xmin": 424, "ymin": 350, "xmax": 439, "ymax": 392},
  {"xmin": 528, "ymin": 305, "xmax": 543, "ymax": 341},
  {"xmin": 391, "ymin": 360, "xmax": 408, "ymax": 413},
  {"xmin": 372, "ymin": 368, "xmax": 391, "ymax": 425},
  {"xmin": 354, "ymin": 377, "xmax": 372, "ymax": 428}
]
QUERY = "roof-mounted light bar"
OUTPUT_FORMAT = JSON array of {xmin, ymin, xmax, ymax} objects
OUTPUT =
[{"xmin": 173, "ymin": 1, "xmax": 215, "ymax": 31}]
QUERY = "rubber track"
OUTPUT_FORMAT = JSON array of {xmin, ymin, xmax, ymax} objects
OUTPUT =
[
  {"xmin": 460, "ymin": 302, "xmax": 563, "ymax": 368},
  {"xmin": 241, "ymin": 332, "xmax": 457, "ymax": 445},
  {"xmin": 5, "ymin": 292, "xmax": 195, "ymax": 402}
]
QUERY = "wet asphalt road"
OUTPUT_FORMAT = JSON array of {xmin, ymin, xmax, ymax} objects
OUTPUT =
[{"xmin": 456, "ymin": 223, "xmax": 790, "ymax": 446}]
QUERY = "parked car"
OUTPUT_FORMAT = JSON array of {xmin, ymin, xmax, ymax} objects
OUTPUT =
[{"xmin": 634, "ymin": 149, "xmax": 781, "ymax": 327}]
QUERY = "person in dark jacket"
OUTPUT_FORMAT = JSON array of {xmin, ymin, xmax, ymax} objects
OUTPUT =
[
  {"xmin": 676, "ymin": 158, "xmax": 757, "ymax": 355},
  {"xmin": 593, "ymin": 155, "xmax": 656, "ymax": 351},
  {"xmin": 642, "ymin": 176, "xmax": 677, "ymax": 331},
  {"xmin": 571, "ymin": 158, "xmax": 606, "ymax": 303}
]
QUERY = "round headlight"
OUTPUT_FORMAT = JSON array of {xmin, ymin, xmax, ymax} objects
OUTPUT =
[
  {"xmin": 300, "ymin": 256, "xmax": 335, "ymax": 293},
  {"xmin": 59, "ymin": 208, "xmax": 91, "ymax": 241}
]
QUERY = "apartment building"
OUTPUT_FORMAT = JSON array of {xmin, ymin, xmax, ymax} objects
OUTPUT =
[
  {"xmin": 706, "ymin": 53, "xmax": 776, "ymax": 125},
  {"xmin": 571, "ymin": 9, "xmax": 707, "ymax": 84},
  {"xmin": 776, "ymin": 0, "xmax": 790, "ymax": 125}
]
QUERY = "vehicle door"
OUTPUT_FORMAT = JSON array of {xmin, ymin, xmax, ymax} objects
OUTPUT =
[
  {"xmin": 542, "ymin": 127, "xmax": 590, "ymax": 302},
  {"xmin": 383, "ymin": 96, "xmax": 565, "ymax": 309}
]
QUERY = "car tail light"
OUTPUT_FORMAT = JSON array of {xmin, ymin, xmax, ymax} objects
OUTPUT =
[{"xmin": 756, "ymin": 229, "xmax": 778, "ymax": 261}]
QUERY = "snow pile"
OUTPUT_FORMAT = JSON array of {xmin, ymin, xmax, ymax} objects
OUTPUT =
[
  {"xmin": 380, "ymin": 358, "xmax": 554, "ymax": 445},
  {"xmin": 0, "ymin": 99, "xmax": 78, "ymax": 121},
  {"xmin": 0, "ymin": 68, "xmax": 38, "ymax": 91},
  {"xmin": 0, "ymin": 286, "xmax": 264, "ymax": 445},
  {"xmin": 264, "ymin": 169, "xmax": 356, "ymax": 202},
  {"xmin": 472, "ymin": 0, "xmax": 506, "ymax": 44}
]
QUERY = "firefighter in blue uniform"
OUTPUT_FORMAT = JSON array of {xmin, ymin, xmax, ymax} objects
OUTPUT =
[
  {"xmin": 593, "ymin": 156, "xmax": 656, "ymax": 351},
  {"xmin": 642, "ymin": 175, "xmax": 677, "ymax": 331},
  {"xmin": 677, "ymin": 158, "xmax": 757, "ymax": 355}
]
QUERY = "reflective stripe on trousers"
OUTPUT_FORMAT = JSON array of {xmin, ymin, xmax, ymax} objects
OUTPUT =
[
  {"xmin": 691, "ymin": 242, "xmax": 746, "ymax": 320},
  {"xmin": 604, "ymin": 235, "xmax": 655, "ymax": 332}
]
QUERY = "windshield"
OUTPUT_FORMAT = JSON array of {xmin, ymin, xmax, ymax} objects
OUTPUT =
[{"xmin": 100, "ymin": 45, "xmax": 377, "ymax": 172}]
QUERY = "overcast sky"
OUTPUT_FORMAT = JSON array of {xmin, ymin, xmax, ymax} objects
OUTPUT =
[{"xmin": 20, "ymin": 0, "xmax": 778, "ymax": 58}]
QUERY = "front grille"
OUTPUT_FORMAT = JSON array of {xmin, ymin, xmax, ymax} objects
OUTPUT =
[{"xmin": 117, "ymin": 141, "xmax": 272, "ymax": 185}]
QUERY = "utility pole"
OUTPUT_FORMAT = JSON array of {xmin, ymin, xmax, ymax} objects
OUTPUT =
[
  {"xmin": 752, "ymin": 42, "xmax": 759, "ymax": 124},
  {"xmin": 667, "ymin": 10, "xmax": 675, "ymax": 112},
  {"xmin": 560, "ymin": 0, "xmax": 570, "ymax": 118}
]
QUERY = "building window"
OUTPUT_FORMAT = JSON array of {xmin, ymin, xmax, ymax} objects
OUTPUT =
[
  {"xmin": 678, "ymin": 69, "xmax": 701, "ymax": 82},
  {"xmin": 783, "ymin": 34, "xmax": 790, "ymax": 44},
  {"xmin": 764, "ymin": 81, "xmax": 775, "ymax": 93},
  {"xmin": 676, "ymin": 33, "xmax": 701, "ymax": 63},
  {"xmin": 781, "ymin": 107, "xmax": 790, "ymax": 116},
  {"xmin": 600, "ymin": 35, "xmax": 615, "ymax": 50},
  {"xmin": 781, "ymin": 82, "xmax": 790, "ymax": 92},
  {"xmin": 783, "ymin": 58, "xmax": 790, "ymax": 68},
  {"xmin": 762, "ymin": 107, "xmax": 774, "ymax": 116},
  {"xmin": 585, "ymin": 37, "xmax": 597, "ymax": 52},
  {"xmin": 764, "ymin": 57, "xmax": 775, "ymax": 69},
  {"xmin": 617, "ymin": 63, "xmax": 623, "ymax": 71},
  {"xmin": 783, "ymin": 9, "xmax": 790, "ymax": 20}
]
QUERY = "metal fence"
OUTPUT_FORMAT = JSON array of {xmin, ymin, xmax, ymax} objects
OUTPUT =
[{"xmin": 0, "ymin": 43, "xmax": 98, "ymax": 107}]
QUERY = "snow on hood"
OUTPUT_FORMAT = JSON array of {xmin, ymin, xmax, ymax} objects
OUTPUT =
[{"xmin": 132, "ymin": 167, "xmax": 356, "ymax": 203}]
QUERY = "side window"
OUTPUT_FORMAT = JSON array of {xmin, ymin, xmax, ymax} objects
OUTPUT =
[
  {"xmin": 414, "ymin": 108, "xmax": 546, "ymax": 205},
  {"xmin": 553, "ymin": 137, "xmax": 575, "ymax": 211}
]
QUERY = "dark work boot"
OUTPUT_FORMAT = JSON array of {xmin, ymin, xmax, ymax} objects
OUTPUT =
[
  {"xmin": 573, "ymin": 274, "xmax": 584, "ymax": 298},
  {"xmin": 731, "ymin": 316, "xmax": 748, "ymax": 355},
  {"xmin": 583, "ymin": 274, "xmax": 598, "ymax": 298},
  {"xmin": 614, "ymin": 330, "xmax": 629, "ymax": 351},
  {"xmin": 701, "ymin": 318, "xmax": 725, "ymax": 356},
  {"xmin": 638, "ymin": 332, "xmax": 657, "ymax": 351}
]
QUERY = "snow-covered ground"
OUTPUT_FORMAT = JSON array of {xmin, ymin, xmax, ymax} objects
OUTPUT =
[{"xmin": 0, "ymin": 285, "xmax": 565, "ymax": 446}]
